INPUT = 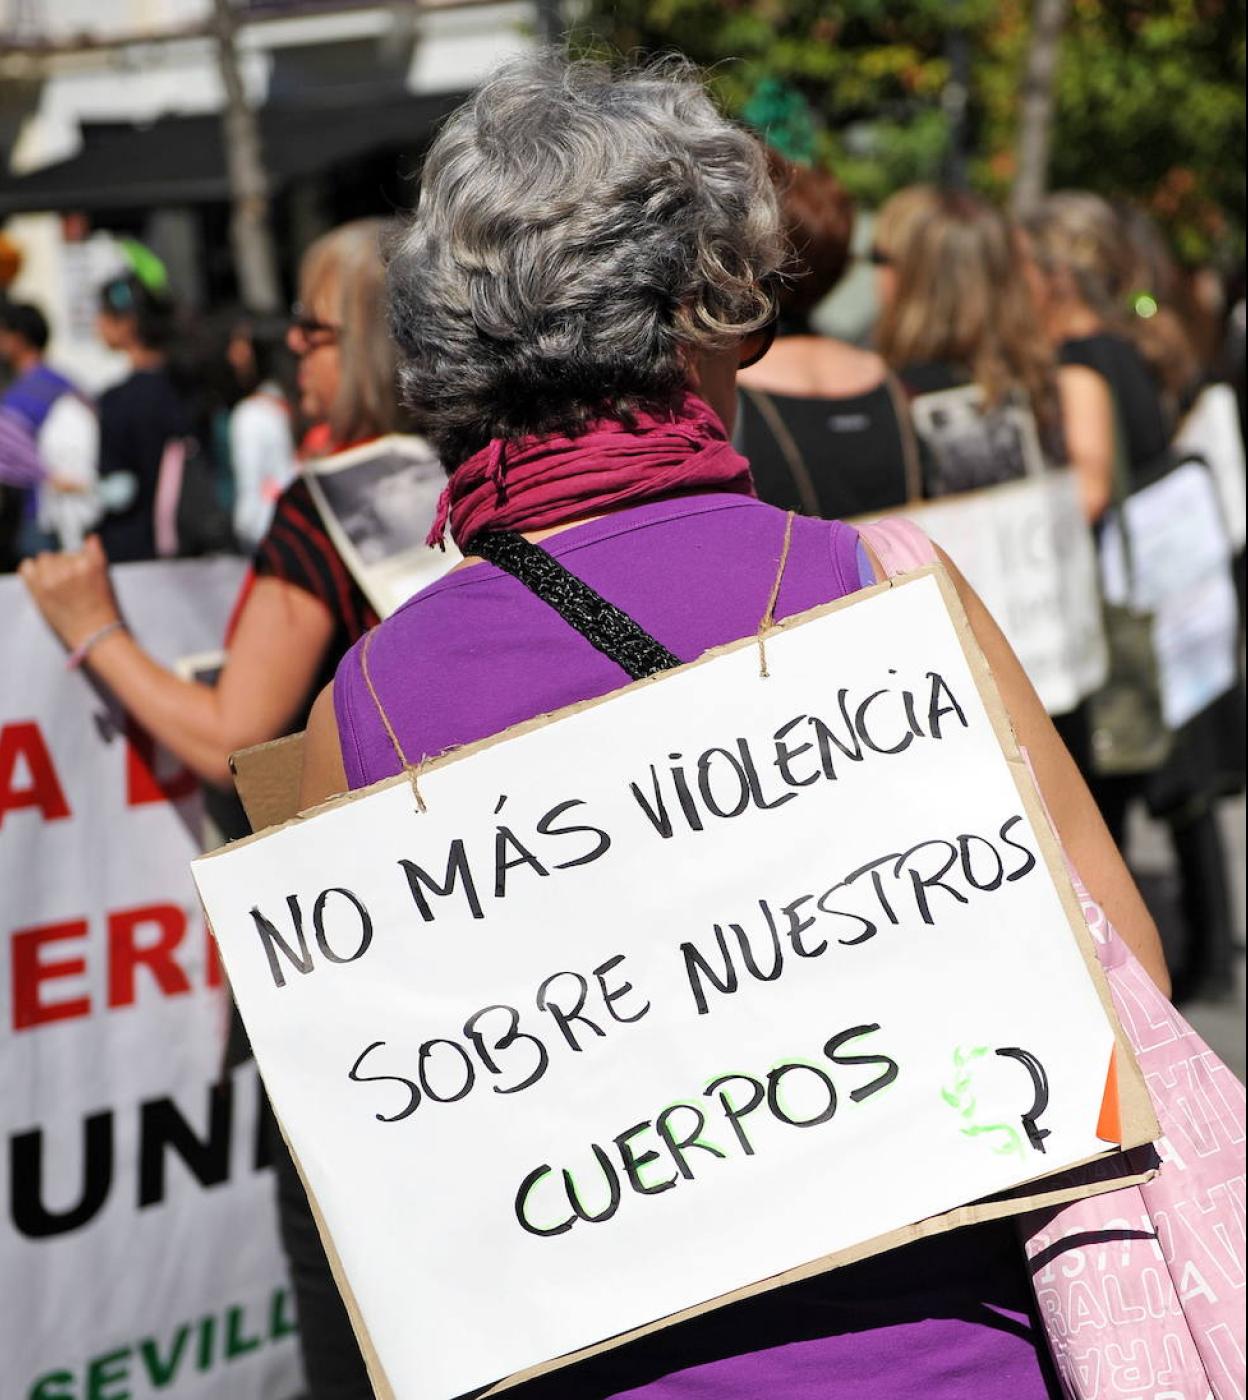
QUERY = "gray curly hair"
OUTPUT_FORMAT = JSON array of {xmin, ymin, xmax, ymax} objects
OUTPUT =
[{"xmin": 387, "ymin": 53, "xmax": 784, "ymax": 468}]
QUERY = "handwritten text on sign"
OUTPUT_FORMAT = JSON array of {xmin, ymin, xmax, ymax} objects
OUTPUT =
[{"xmin": 192, "ymin": 572, "xmax": 1118, "ymax": 1400}]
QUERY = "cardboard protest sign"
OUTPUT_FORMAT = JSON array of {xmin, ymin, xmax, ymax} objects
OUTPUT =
[
  {"xmin": 909, "ymin": 382, "xmax": 1047, "ymax": 497},
  {"xmin": 194, "ymin": 568, "xmax": 1155, "ymax": 1400},
  {"xmin": 305, "ymin": 435, "xmax": 461, "ymax": 616},
  {"xmin": 1175, "ymin": 383, "xmax": 1247, "ymax": 552},
  {"xmin": 1099, "ymin": 459, "xmax": 1239, "ymax": 729},
  {"xmin": 883, "ymin": 472, "xmax": 1108, "ymax": 717},
  {"xmin": 230, "ymin": 731, "xmax": 306, "ymax": 834}
]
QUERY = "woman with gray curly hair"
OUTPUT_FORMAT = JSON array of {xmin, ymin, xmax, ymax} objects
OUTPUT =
[{"xmin": 299, "ymin": 54, "xmax": 1165, "ymax": 1399}]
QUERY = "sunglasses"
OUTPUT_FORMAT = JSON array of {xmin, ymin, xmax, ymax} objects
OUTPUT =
[
  {"xmin": 288, "ymin": 302, "xmax": 342, "ymax": 351},
  {"xmin": 738, "ymin": 312, "xmax": 779, "ymax": 369}
]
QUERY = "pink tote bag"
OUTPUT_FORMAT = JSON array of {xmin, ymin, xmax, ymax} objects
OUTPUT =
[{"xmin": 858, "ymin": 517, "xmax": 1246, "ymax": 1400}]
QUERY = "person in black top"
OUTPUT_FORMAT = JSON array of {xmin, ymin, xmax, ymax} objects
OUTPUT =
[
  {"xmin": 1025, "ymin": 191, "xmax": 1243, "ymax": 1004},
  {"xmin": 874, "ymin": 186, "xmax": 1063, "ymax": 495},
  {"xmin": 736, "ymin": 151, "xmax": 917, "ymax": 517},
  {"xmin": 93, "ymin": 274, "xmax": 191, "ymax": 562}
]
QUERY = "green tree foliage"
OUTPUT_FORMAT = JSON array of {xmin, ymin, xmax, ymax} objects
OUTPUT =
[
  {"xmin": 1036, "ymin": 0, "xmax": 1244, "ymax": 263},
  {"xmin": 574, "ymin": 0, "xmax": 1244, "ymax": 263}
]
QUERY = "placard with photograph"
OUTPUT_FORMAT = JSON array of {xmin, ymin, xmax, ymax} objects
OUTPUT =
[
  {"xmin": 305, "ymin": 435, "xmax": 462, "ymax": 616},
  {"xmin": 910, "ymin": 384, "xmax": 1047, "ymax": 498}
]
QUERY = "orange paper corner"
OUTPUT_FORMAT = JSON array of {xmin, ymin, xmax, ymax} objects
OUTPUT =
[{"xmin": 1096, "ymin": 1045, "xmax": 1122, "ymax": 1145}]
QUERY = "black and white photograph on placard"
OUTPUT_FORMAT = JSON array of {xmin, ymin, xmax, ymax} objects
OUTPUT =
[
  {"xmin": 305, "ymin": 436, "xmax": 462, "ymax": 616},
  {"xmin": 910, "ymin": 384, "xmax": 1047, "ymax": 499}
]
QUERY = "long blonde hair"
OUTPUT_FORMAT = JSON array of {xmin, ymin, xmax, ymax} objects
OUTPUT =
[
  {"xmin": 872, "ymin": 183, "xmax": 936, "ymax": 265},
  {"xmin": 300, "ymin": 218, "xmax": 405, "ymax": 445},
  {"xmin": 876, "ymin": 187, "xmax": 1057, "ymax": 429},
  {"xmin": 1025, "ymin": 192, "xmax": 1198, "ymax": 401}
]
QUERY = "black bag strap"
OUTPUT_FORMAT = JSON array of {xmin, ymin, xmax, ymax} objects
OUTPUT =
[
  {"xmin": 360, "ymin": 515, "xmax": 796, "ymax": 811},
  {"xmin": 471, "ymin": 529, "xmax": 682, "ymax": 680}
]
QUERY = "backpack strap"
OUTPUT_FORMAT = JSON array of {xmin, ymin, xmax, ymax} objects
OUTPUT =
[
  {"xmin": 358, "ymin": 516, "xmax": 797, "ymax": 813},
  {"xmin": 881, "ymin": 371, "xmax": 924, "ymax": 504},
  {"xmin": 470, "ymin": 529, "xmax": 682, "ymax": 681},
  {"xmin": 740, "ymin": 388, "xmax": 820, "ymax": 515},
  {"xmin": 857, "ymin": 517, "xmax": 938, "ymax": 577},
  {"xmin": 152, "ymin": 438, "xmax": 187, "ymax": 559}
]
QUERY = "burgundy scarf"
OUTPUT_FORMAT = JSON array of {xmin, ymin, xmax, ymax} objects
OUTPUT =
[{"xmin": 427, "ymin": 393, "xmax": 754, "ymax": 549}]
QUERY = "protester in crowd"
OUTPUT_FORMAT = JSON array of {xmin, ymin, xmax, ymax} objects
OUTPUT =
[
  {"xmin": 169, "ymin": 305, "xmax": 252, "ymax": 521},
  {"xmin": 299, "ymin": 55, "xmax": 1167, "ymax": 1399},
  {"xmin": 871, "ymin": 187, "xmax": 1103, "ymax": 771},
  {"xmin": 868, "ymin": 182, "xmax": 936, "ymax": 309},
  {"xmin": 228, "ymin": 319, "xmax": 297, "ymax": 552},
  {"xmin": 20, "ymin": 217, "xmax": 405, "ymax": 1399},
  {"xmin": 1025, "ymin": 190, "xmax": 1242, "ymax": 1003},
  {"xmin": 93, "ymin": 272, "xmax": 191, "ymax": 561},
  {"xmin": 735, "ymin": 152, "xmax": 916, "ymax": 516},
  {"xmin": 1122, "ymin": 203, "xmax": 1248, "ymax": 612},
  {"xmin": 0, "ymin": 301, "xmax": 100, "ymax": 554},
  {"xmin": 1113, "ymin": 202, "xmax": 1205, "ymax": 407},
  {"xmin": 1020, "ymin": 192, "xmax": 1180, "ymax": 527},
  {"xmin": 874, "ymin": 186, "xmax": 1063, "ymax": 495},
  {"xmin": 20, "ymin": 220, "xmax": 401, "ymax": 784}
]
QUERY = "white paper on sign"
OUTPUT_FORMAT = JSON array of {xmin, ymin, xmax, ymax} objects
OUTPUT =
[
  {"xmin": 194, "ymin": 574, "xmax": 1121, "ymax": 1400},
  {"xmin": 1152, "ymin": 567, "xmax": 1241, "ymax": 729},
  {"xmin": 1099, "ymin": 460, "xmax": 1239, "ymax": 728},
  {"xmin": 1098, "ymin": 460, "xmax": 1232, "ymax": 610},
  {"xmin": 1176, "ymin": 383, "xmax": 1247, "ymax": 551},
  {"xmin": 893, "ymin": 472, "xmax": 1107, "ymax": 715}
]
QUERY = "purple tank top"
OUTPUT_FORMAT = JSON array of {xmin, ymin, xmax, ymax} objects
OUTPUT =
[{"xmin": 333, "ymin": 493, "xmax": 1056, "ymax": 1399}]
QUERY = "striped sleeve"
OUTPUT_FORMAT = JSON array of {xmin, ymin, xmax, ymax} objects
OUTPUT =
[
  {"xmin": 252, "ymin": 477, "xmax": 377, "ymax": 641},
  {"xmin": 0, "ymin": 406, "xmax": 44, "ymax": 488}
]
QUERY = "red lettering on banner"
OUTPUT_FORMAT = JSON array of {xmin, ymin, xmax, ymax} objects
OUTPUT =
[
  {"xmin": 11, "ymin": 907, "xmax": 223, "ymax": 1031},
  {"xmin": 11, "ymin": 919, "xmax": 90, "ymax": 1028},
  {"xmin": 107, "ymin": 904, "xmax": 192, "ymax": 1008},
  {"xmin": 0, "ymin": 721, "xmax": 71, "ymax": 828},
  {"xmin": 125, "ymin": 719, "xmax": 198, "ymax": 807}
]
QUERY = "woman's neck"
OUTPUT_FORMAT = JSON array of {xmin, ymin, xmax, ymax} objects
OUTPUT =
[{"xmin": 737, "ymin": 335, "xmax": 886, "ymax": 399}]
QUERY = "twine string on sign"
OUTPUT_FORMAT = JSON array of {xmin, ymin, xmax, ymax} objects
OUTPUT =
[
  {"xmin": 756, "ymin": 511, "xmax": 795, "ymax": 679},
  {"xmin": 361, "ymin": 509, "xmax": 796, "ymax": 805},
  {"xmin": 360, "ymin": 628, "xmax": 427, "ymax": 813}
]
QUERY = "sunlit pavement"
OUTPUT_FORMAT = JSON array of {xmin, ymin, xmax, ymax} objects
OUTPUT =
[{"xmin": 1128, "ymin": 796, "xmax": 1246, "ymax": 1082}]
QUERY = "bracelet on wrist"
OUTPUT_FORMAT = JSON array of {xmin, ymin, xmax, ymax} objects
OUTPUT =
[{"xmin": 66, "ymin": 620, "xmax": 126, "ymax": 671}]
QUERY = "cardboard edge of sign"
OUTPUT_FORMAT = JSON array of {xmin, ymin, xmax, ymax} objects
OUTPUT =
[{"xmin": 214, "ymin": 563, "xmax": 1162, "ymax": 1400}]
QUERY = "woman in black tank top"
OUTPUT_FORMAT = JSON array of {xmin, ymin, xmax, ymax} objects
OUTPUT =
[
  {"xmin": 1058, "ymin": 333, "xmax": 1171, "ymax": 483},
  {"xmin": 1025, "ymin": 191, "xmax": 1242, "ymax": 1005},
  {"xmin": 736, "ymin": 152, "xmax": 916, "ymax": 518},
  {"xmin": 873, "ymin": 187, "xmax": 1063, "ymax": 490}
]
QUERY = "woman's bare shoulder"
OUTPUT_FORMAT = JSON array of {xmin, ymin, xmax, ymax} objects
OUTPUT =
[{"xmin": 738, "ymin": 336, "xmax": 887, "ymax": 399}]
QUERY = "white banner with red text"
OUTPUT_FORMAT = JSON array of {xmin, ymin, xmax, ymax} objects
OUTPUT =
[{"xmin": 0, "ymin": 560, "xmax": 301, "ymax": 1400}]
